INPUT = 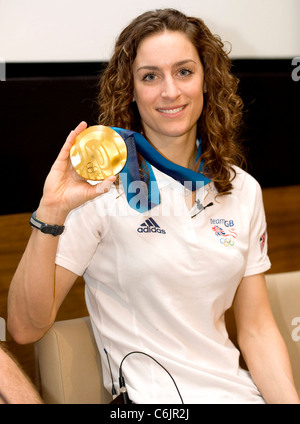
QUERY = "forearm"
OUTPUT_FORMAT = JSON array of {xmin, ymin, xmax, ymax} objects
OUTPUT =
[
  {"xmin": 0, "ymin": 343, "xmax": 43, "ymax": 404},
  {"xmin": 240, "ymin": 325, "xmax": 300, "ymax": 404}
]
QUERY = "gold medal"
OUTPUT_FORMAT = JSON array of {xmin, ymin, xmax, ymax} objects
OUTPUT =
[{"xmin": 70, "ymin": 125, "xmax": 127, "ymax": 180}]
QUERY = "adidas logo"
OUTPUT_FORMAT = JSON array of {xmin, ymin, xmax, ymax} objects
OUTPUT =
[{"xmin": 137, "ymin": 218, "xmax": 166, "ymax": 234}]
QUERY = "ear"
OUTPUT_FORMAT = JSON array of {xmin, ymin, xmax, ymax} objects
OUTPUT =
[{"xmin": 132, "ymin": 87, "xmax": 137, "ymax": 103}]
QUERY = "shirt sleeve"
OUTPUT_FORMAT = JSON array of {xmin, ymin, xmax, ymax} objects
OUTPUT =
[{"xmin": 243, "ymin": 179, "xmax": 271, "ymax": 277}]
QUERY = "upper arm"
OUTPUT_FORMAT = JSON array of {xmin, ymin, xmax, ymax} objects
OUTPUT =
[
  {"xmin": 53, "ymin": 264, "xmax": 79, "ymax": 314},
  {"xmin": 28, "ymin": 265, "xmax": 79, "ymax": 342},
  {"xmin": 8, "ymin": 263, "xmax": 79, "ymax": 345},
  {"xmin": 233, "ymin": 273, "xmax": 277, "ymax": 346}
]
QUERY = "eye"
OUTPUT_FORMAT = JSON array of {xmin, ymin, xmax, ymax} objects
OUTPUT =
[
  {"xmin": 142, "ymin": 73, "xmax": 158, "ymax": 82},
  {"xmin": 178, "ymin": 68, "xmax": 193, "ymax": 77}
]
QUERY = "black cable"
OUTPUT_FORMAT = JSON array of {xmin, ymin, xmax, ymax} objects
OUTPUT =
[
  {"xmin": 104, "ymin": 348, "xmax": 117, "ymax": 399},
  {"xmin": 119, "ymin": 351, "xmax": 184, "ymax": 404}
]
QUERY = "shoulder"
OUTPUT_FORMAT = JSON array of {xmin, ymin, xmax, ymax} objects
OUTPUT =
[
  {"xmin": 228, "ymin": 167, "xmax": 266, "ymax": 219},
  {"xmin": 231, "ymin": 166, "xmax": 262, "ymax": 194}
]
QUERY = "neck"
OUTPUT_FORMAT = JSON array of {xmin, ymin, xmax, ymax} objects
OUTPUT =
[{"xmin": 144, "ymin": 131, "xmax": 197, "ymax": 169}]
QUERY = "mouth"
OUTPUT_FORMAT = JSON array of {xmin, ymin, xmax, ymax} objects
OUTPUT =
[{"xmin": 156, "ymin": 105, "xmax": 186, "ymax": 115}]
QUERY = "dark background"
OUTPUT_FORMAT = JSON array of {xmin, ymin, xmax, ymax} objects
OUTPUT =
[{"xmin": 1, "ymin": 59, "xmax": 299, "ymax": 215}]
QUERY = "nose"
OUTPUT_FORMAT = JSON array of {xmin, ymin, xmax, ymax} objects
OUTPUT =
[{"xmin": 161, "ymin": 76, "xmax": 181, "ymax": 99}]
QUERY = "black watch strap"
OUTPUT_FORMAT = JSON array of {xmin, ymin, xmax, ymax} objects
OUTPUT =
[{"xmin": 30, "ymin": 211, "xmax": 65, "ymax": 236}]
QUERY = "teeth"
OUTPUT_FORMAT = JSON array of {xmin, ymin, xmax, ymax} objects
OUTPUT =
[{"xmin": 158, "ymin": 106, "xmax": 184, "ymax": 114}]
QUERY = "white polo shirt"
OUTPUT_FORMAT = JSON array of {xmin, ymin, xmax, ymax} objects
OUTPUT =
[{"xmin": 56, "ymin": 165, "xmax": 271, "ymax": 404}]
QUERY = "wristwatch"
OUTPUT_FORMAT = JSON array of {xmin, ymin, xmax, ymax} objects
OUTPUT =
[{"xmin": 30, "ymin": 211, "xmax": 65, "ymax": 236}]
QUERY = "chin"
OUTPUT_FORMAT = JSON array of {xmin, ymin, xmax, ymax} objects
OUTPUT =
[{"xmin": 160, "ymin": 126, "xmax": 195, "ymax": 138}]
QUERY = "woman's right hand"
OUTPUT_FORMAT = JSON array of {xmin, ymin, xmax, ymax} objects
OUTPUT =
[{"xmin": 36, "ymin": 121, "xmax": 116, "ymax": 224}]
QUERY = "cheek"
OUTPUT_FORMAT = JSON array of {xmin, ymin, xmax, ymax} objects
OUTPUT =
[
  {"xmin": 195, "ymin": 93, "xmax": 204, "ymax": 111},
  {"xmin": 133, "ymin": 88, "xmax": 158, "ymax": 116},
  {"xmin": 133, "ymin": 80, "xmax": 159, "ymax": 104},
  {"xmin": 190, "ymin": 84, "xmax": 204, "ymax": 111},
  {"xmin": 195, "ymin": 98, "xmax": 204, "ymax": 121}
]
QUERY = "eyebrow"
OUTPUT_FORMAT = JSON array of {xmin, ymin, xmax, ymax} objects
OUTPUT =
[{"xmin": 135, "ymin": 59, "xmax": 197, "ymax": 73}]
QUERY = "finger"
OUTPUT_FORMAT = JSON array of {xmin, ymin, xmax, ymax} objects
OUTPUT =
[
  {"xmin": 57, "ymin": 121, "xmax": 88, "ymax": 161},
  {"xmin": 65, "ymin": 121, "xmax": 87, "ymax": 150},
  {"xmin": 73, "ymin": 121, "xmax": 88, "ymax": 136},
  {"xmin": 95, "ymin": 175, "xmax": 117, "ymax": 194}
]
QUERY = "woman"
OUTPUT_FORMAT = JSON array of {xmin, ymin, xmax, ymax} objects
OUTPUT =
[{"xmin": 8, "ymin": 9, "xmax": 299, "ymax": 404}]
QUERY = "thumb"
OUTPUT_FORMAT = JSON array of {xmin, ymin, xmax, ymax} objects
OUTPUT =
[{"xmin": 95, "ymin": 175, "xmax": 117, "ymax": 195}]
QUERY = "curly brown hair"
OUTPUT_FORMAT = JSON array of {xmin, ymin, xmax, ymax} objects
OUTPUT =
[{"xmin": 97, "ymin": 8, "xmax": 245, "ymax": 194}]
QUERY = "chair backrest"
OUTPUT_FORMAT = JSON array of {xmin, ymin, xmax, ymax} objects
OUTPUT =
[
  {"xmin": 265, "ymin": 271, "xmax": 300, "ymax": 397},
  {"xmin": 35, "ymin": 316, "xmax": 112, "ymax": 404}
]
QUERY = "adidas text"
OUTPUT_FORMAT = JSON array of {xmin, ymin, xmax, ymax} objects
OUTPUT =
[
  {"xmin": 137, "ymin": 227, "xmax": 166, "ymax": 234},
  {"xmin": 137, "ymin": 218, "xmax": 166, "ymax": 234}
]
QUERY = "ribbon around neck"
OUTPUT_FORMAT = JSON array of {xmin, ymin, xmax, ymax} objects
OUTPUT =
[{"xmin": 111, "ymin": 127, "xmax": 211, "ymax": 213}]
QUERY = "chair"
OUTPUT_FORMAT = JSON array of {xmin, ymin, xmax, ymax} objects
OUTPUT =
[
  {"xmin": 35, "ymin": 316, "xmax": 112, "ymax": 404},
  {"xmin": 35, "ymin": 271, "xmax": 300, "ymax": 403},
  {"xmin": 265, "ymin": 271, "xmax": 300, "ymax": 397}
]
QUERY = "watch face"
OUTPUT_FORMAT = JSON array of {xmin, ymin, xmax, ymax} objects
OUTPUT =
[{"xmin": 70, "ymin": 125, "xmax": 127, "ymax": 180}]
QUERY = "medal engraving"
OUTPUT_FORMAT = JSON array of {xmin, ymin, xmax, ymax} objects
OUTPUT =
[{"xmin": 70, "ymin": 125, "xmax": 127, "ymax": 180}]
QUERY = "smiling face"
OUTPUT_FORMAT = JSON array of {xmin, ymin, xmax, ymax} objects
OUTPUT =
[{"xmin": 133, "ymin": 30, "xmax": 205, "ymax": 148}]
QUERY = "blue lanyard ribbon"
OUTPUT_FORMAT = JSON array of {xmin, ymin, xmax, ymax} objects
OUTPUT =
[{"xmin": 111, "ymin": 127, "xmax": 211, "ymax": 213}]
